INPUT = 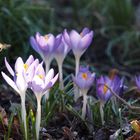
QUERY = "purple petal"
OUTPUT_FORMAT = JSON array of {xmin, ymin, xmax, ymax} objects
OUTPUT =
[
  {"xmin": 81, "ymin": 27, "xmax": 90, "ymax": 36},
  {"xmin": 70, "ymin": 30, "xmax": 81, "ymax": 50},
  {"xmin": 55, "ymin": 34, "xmax": 62, "ymax": 49},
  {"xmin": 30, "ymin": 36, "xmax": 41, "ymax": 53},
  {"xmin": 38, "ymin": 36, "xmax": 48, "ymax": 48},
  {"xmin": 79, "ymin": 31, "xmax": 93, "ymax": 50},
  {"xmin": 47, "ymin": 34, "xmax": 55, "ymax": 52},
  {"xmin": 63, "ymin": 29, "xmax": 71, "ymax": 47}
]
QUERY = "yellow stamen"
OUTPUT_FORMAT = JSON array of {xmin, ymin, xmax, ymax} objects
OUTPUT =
[
  {"xmin": 38, "ymin": 74, "xmax": 43, "ymax": 79},
  {"xmin": 82, "ymin": 73, "xmax": 88, "ymax": 80},
  {"xmin": 23, "ymin": 64, "xmax": 28, "ymax": 71},
  {"xmin": 44, "ymin": 35, "xmax": 49, "ymax": 41},
  {"xmin": 103, "ymin": 84, "xmax": 108, "ymax": 94}
]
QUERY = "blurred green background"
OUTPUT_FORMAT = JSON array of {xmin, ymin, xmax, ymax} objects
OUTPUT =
[{"xmin": 0, "ymin": 0, "xmax": 140, "ymax": 74}]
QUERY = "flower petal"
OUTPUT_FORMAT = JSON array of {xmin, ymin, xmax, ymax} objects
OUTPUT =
[
  {"xmin": 45, "ymin": 69, "xmax": 54, "ymax": 85},
  {"xmin": 15, "ymin": 57, "xmax": 24, "ymax": 74},
  {"xmin": 81, "ymin": 27, "xmax": 90, "ymax": 36},
  {"xmin": 30, "ymin": 36, "xmax": 41, "ymax": 53},
  {"xmin": 63, "ymin": 29, "xmax": 71, "ymax": 47},
  {"xmin": 79, "ymin": 31, "xmax": 93, "ymax": 50},
  {"xmin": 70, "ymin": 30, "xmax": 81, "ymax": 50},
  {"xmin": 25, "ymin": 55, "xmax": 34, "ymax": 65},
  {"xmin": 1, "ymin": 72, "xmax": 20, "ymax": 94},
  {"xmin": 4, "ymin": 57, "xmax": 14, "ymax": 76},
  {"xmin": 16, "ymin": 72, "xmax": 28, "ymax": 94}
]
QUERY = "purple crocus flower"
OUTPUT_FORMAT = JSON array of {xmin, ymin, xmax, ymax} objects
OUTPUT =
[
  {"xmin": 96, "ymin": 76, "xmax": 114, "ymax": 102},
  {"xmin": 135, "ymin": 75, "xmax": 140, "ymax": 90},
  {"xmin": 73, "ymin": 66, "xmax": 95, "ymax": 91},
  {"xmin": 96, "ymin": 75, "xmax": 125, "ymax": 101},
  {"xmin": 54, "ymin": 33, "xmax": 71, "ymax": 89},
  {"xmin": 28, "ymin": 62, "xmax": 58, "ymax": 140},
  {"xmin": 63, "ymin": 28, "xmax": 94, "ymax": 76},
  {"xmin": 63, "ymin": 28, "xmax": 93, "ymax": 59},
  {"xmin": 96, "ymin": 75, "xmax": 124, "ymax": 125},
  {"xmin": 73, "ymin": 66, "xmax": 95, "ymax": 119},
  {"xmin": 1, "ymin": 55, "xmax": 37, "ymax": 139},
  {"xmin": 30, "ymin": 32, "xmax": 56, "ymax": 73}
]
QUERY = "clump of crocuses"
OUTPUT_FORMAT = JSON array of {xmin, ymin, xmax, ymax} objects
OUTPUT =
[
  {"xmin": 73, "ymin": 66, "xmax": 95, "ymax": 119},
  {"xmin": 2, "ymin": 55, "xmax": 38, "ymax": 139},
  {"xmin": 28, "ymin": 63, "xmax": 58, "ymax": 140},
  {"xmin": 2, "ymin": 55, "xmax": 58, "ymax": 140},
  {"xmin": 64, "ymin": 28, "xmax": 94, "ymax": 101}
]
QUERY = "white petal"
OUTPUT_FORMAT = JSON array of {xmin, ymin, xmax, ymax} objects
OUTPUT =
[
  {"xmin": 1, "ymin": 72, "xmax": 20, "ymax": 95},
  {"xmin": 15, "ymin": 57, "xmax": 24, "ymax": 74},
  {"xmin": 16, "ymin": 73, "xmax": 28, "ymax": 94},
  {"xmin": 4, "ymin": 57, "xmax": 14, "ymax": 76},
  {"xmin": 45, "ymin": 69, "xmax": 54, "ymax": 85}
]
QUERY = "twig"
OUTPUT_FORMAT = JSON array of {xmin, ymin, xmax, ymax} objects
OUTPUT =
[{"xmin": 101, "ymin": 84, "xmax": 140, "ymax": 110}]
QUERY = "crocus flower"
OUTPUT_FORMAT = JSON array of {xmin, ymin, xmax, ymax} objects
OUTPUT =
[
  {"xmin": 1, "ymin": 55, "xmax": 37, "ymax": 140},
  {"xmin": 96, "ymin": 75, "xmax": 124, "ymax": 125},
  {"xmin": 28, "ymin": 62, "xmax": 58, "ymax": 140},
  {"xmin": 73, "ymin": 66, "xmax": 95, "ymax": 119},
  {"xmin": 30, "ymin": 32, "xmax": 56, "ymax": 73},
  {"xmin": 54, "ymin": 33, "xmax": 71, "ymax": 90},
  {"xmin": 63, "ymin": 28, "xmax": 93, "ymax": 76},
  {"xmin": 135, "ymin": 75, "xmax": 140, "ymax": 90}
]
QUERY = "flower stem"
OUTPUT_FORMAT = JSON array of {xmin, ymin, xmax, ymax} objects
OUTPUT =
[
  {"xmin": 21, "ymin": 94, "xmax": 27, "ymax": 140},
  {"xmin": 44, "ymin": 58, "xmax": 52, "ymax": 100},
  {"xmin": 58, "ymin": 60, "xmax": 64, "ymax": 90},
  {"xmin": 74, "ymin": 55, "xmax": 81, "ymax": 101},
  {"xmin": 100, "ymin": 101, "xmax": 105, "ymax": 125},
  {"xmin": 45, "ymin": 59, "xmax": 51, "ymax": 74},
  {"xmin": 36, "ymin": 97, "xmax": 41, "ymax": 140},
  {"xmin": 75, "ymin": 55, "xmax": 80, "ymax": 77},
  {"xmin": 81, "ymin": 90, "xmax": 88, "ymax": 119}
]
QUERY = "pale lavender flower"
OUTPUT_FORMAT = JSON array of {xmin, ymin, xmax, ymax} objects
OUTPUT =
[
  {"xmin": 54, "ymin": 33, "xmax": 71, "ymax": 89},
  {"xmin": 30, "ymin": 32, "xmax": 56, "ymax": 73},
  {"xmin": 1, "ymin": 55, "xmax": 37, "ymax": 139},
  {"xmin": 63, "ymin": 28, "xmax": 93, "ymax": 76},
  {"xmin": 28, "ymin": 63, "xmax": 58, "ymax": 140},
  {"xmin": 73, "ymin": 66, "xmax": 95, "ymax": 119},
  {"xmin": 73, "ymin": 66, "xmax": 95, "ymax": 90}
]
